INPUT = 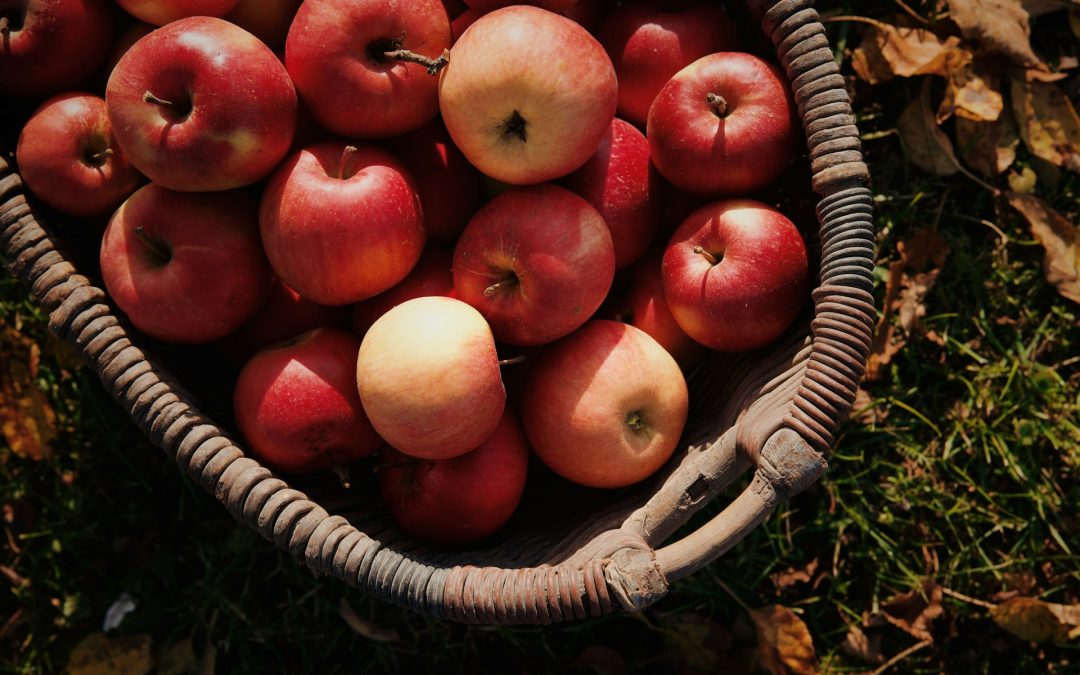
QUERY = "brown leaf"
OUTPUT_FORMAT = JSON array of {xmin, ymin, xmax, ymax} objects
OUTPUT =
[
  {"xmin": 770, "ymin": 560, "xmax": 821, "ymax": 595},
  {"xmin": 1011, "ymin": 76, "xmax": 1080, "ymax": 171},
  {"xmin": 750, "ymin": 605, "xmax": 819, "ymax": 675},
  {"xmin": 956, "ymin": 113, "xmax": 1020, "ymax": 176},
  {"xmin": 337, "ymin": 598, "xmax": 399, "ymax": 642},
  {"xmin": 840, "ymin": 624, "xmax": 885, "ymax": 664},
  {"xmin": 990, "ymin": 597, "xmax": 1080, "ymax": 642},
  {"xmin": 851, "ymin": 388, "xmax": 890, "ymax": 423},
  {"xmin": 67, "ymin": 633, "xmax": 153, "ymax": 675},
  {"xmin": 947, "ymin": 0, "xmax": 1044, "ymax": 68},
  {"xmin": 0, "ymin": 324, "xmax": 57, "ymax": 461},
  {"xmin": 865, "ymin": 261, "xmax": 906, "ymax": 382},
  {"xmin": 852, "ymin": 20, "xmax": 961, "ymax": 84},
  {"xmin": 937, "ymin": 49, "xmax": 1004, "ymax": 123},
  {"xmin": 1006, "ymin": 192, "xmax": 1080, "ymax": 302},
  {"xmin": 882, "ymin": 580, "xmax": 945, "ymax": 642},
  {"xmin": 897, "ymin": 80, "xmax": 961, "ymax": 175},
  {"xmin": 660, "ymin": 612, "xmax": 735, "ymax": 673},
  {"xmin": 899, "ymin": 228, "xmax": 951, "ymax": 270},
  {"xmin": 898, "ymin": 270, "xmax": 941, "ymax": 332}
]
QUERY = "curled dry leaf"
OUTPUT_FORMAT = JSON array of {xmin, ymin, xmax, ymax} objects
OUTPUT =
[
  {"xmin": 750, "ymin": 605, "xmax": 819, "ymax": 675},
  {"xmin": 897, "ymin": 80, "xmax": 961, "ymax": 175},
  {"xmin": 990, "ymin": 597, "xmax": 1080, "ymax": 642},
  {"xmin": 1006, "ymin": 192, "xmax": 1080, "ymax": 303},
  {"xmin": 851, "ymin": 20, "xmax": 960, "ymax": 84},
  {"xmin": 769, "ymin": 559, "xmax": 823, "ymax": 595},
  {"xmin": 947, "ymin": 0, "xmax": 1044, "ymax": 69},
  {"xmin": 898, "ymin": 270, "xmax": 941, "ymax": 332},
  {"xmin": 67, "ymin": 633, "xmax": 153, "ymax": 675},
  {"xmin": 1011, "ymin": 76, "xmax": 1080, "ymax": 171},
  {"xmin": 898, "ymin": 228, "xmax": 951, "ymax": 270},
  {"xmin": 937, "ymin": 49, "xmax": 1004, "ymax": 123},
  {"xmin": 881, "ymin": 580, "xmax": 945, "ymax": 642},
  {"xmin": 840, "ymin": 623, "xmax": 885, "ymax": 664},
  {"xmin": 956, "ymin": 113, "xmax": 1020, "ymax": 176},
  {"xmin": 1007, "ymin": 166, "xmax": 1039, "ymax": 192},
  {"xmin": 0, "ymin": 323, "xmax": 57, "ymax": 461}
]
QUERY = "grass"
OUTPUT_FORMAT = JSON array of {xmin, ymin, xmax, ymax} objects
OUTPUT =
[{"xmin": 2, "ymin": 1, "xmax": 1079, "ymax": 672}]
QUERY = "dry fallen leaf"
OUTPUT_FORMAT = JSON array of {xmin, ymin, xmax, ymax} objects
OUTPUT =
[
  {"xmin": 0, "ymin": 323, "xmax": 57, "ymax": 461},
  {"xmin": 1006, "ymin": 192, "xmax": 1080, "ymax": 303},
  {"xmin": 897, "ymin": 270, "xmax": 941, "ymax": 332},
  {"xmin": 937, "ymin": 49, "xmax": 1004, "ymax": 123},
  {"xmin": 947, "ymin": 0, "xmax": 1044, "ymax": 68},
  {"xmin": 1011, "ymin": 76, "xmax": 1080, "ymax": 172},
  {"xmin": 990, "ymin": 597, "xmax": 1080, "ymax": 642},
  {"xmin": 1008, "ymin": 166, "xmax": 1039, "ymax": 192},
  {"xmin": 851, "ymin": 20, "xmax": 960, "ymax": 84},
  {"xmin": 67, "ymin": 633, "xmax": 153, "ymax": 675},
  {"xmin": 897, "ymin": 80, "xmax": 961, "ymax": 175},
  {"xmin": 337, "ymin": 598, "xmax": 399, "ymax": 642},
  {"xmin": 750, "ymin": 605, "xmax": 819, "ymax": 675},
  {"xmin": 899, "ymin": 228, "xmax": 951, "ymax": 270},
  {"xmin": 769, "ymin": 560, "xmax": 821, "ymax": 595},
  {"xmin": 881, "ymin": 580, "xmax": 945, "ymax": 642},
  {"xmin": 840, "ymin": 623, "xmax": 885, "ymax": 664},
  {"xmin": 865, "ymin": 261, "xmax": 906, "ymax": 382}
]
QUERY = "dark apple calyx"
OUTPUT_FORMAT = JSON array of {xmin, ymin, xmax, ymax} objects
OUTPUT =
[
  {"xmin": 337, "ymin": 145, "xmax": 359, "ymax": 180},
  {"xmin": 484, "ymin": 269, "xmax": 520, "ymax": 298},
  {"xmin": 625, "ymin": 410, "xmax": 649, "ymax": 434},
  {"xmin": 500, "ymin": 111, "xmax": 528, "ymax": 143},
  {"xmin": 706, "ymin": 92, "xmax": 729, "ymax": 118},
  {"xmin": 83, "ymin": 146, "xmax": 113, "ymax": 168},
  {"xmin": 133, "ymin": 226, "xmax": 172, "ymax": 265},
  {"xmin": 692, "ymin": 246, "xmax": 721, "ymax": 266}
]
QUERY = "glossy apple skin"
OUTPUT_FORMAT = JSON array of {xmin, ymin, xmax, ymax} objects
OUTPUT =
[
  {"xmin": 260, "ymin": 142, "xmax": 425, "ymax": 306},
  {"xmin": 597, "ymin": 2, "xmax": 739, "ymax": 128},
  {"xmin": 221, "ymin": 279, "xmax": 350, "ymax": 359},
  {"xmin": 648, "ymin": 52, "xmax": 799, "ymax": 197},
  {"xmin": 378, "ymin": 408, "xmax": 529, "ymax": 545},
  {"xmin": 234, "ymin": 328, "xmax": 382, "ymax": 475},
  {"xmin": 387, "ymin": 120, "xmax": 482, "ymax": 246},
  {"xmin": 562, "ymin": 118, "xmax": 661, "ymax": 269},
  {"xmin": 453, "ymin": 185, "xmax": 615, "ymax": 346},
  {"xmin": 224, "ymin": 0, "xmax": 301, "ymax": 50},
  {"xmin": 662, "ymin": 199, "xmax": 810, "ymax": 352},
  {"xmin": 451, "ymin": 6, "xmax": 483, "ymax": 40},
  {"xmin": 100, "ymin": 184, "xmax": 275, "ymax": 344},
  {"xmin": 115, "ymin": 0, "xmax": 238, "ymax": 25},
  {"xmin": 286, "ymin": 0, "xmax": 450, "ymax": 138},
  {"xmin": 357, "ymin": 297, "xmax": 505, "ymax": 460},
  {"xmin": 351, "ymin": 248, "xmax": 455, "ymax": 337},
  {"xmin": 439, "ymin": 5, "xmax": 617, "ymax": 185},
  {"xmin": 15, "ymin": 93, "xmax": 143, "ymax": 217},
  {"xmin": 106, "ymin": 17, "xmax": 297, "ymax": 192},
  {"xmin": 522, "ymin": 320, "xmax": 688, "ymax": 488},
  {"xmin": 0, "ymin": 0, "xmax": 114, "ymax": 100}
]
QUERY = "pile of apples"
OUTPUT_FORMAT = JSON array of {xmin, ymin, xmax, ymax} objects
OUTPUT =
[{"xmin": 7, "ymin": 0, "xmax": 812, "ymax": 546}]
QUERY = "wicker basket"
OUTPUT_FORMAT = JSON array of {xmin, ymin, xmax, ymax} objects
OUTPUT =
[{"xmin": 0, "ymin": 0, "xmax": 873, "ymax": 624}]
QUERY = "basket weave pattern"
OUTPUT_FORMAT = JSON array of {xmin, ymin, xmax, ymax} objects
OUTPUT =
[{"xmin": 0, "ymin": 0, "xmax": 873, "ymax": 624}]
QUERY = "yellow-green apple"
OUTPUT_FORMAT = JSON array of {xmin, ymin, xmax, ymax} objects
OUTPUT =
[
  {"xmin": 234, "ymin": 328, "xmax": 382, "ymax": 475},
  {"xmin": 357, "ymin": 296, "xmax": 505, "ymax": 460},
  {"xmin": 15, "ymin": 93, "xmax": 143, "ymax": 217},
  {"xmin": 105, "ymin": 16, "xmax": 297, "ymax": 192},
  {"xmin": 387, "ymin": 120, "xmax": 482, "ymax": 246},
  {"xmin": 608, "ymin": 249, "xmax": 707, "ymax": 370},
  {"xmin": 378, "ymin": 408, "xmax": 529, "ymax": 545},
  {"xmin": 224, "ymin": 0, "xmax": 301, "ymax": 50},
  {"xmin": 648, "ymin": 52, "xmax": 798, "ymax": 196},
  {"xmin": 99, "ymin": 183, "xmax": 274, "ymax": 344},
  {"xmin": 562, "ymin": 117, "xmax": 661, "ymax": 269},
  {"xmin": 452, "ymin": 185, "xmax": 615, "ymax": 346},
  {"xmin": 522, "ymin": 320, "xmax": 688, "ymax": 488},
  {"xmin": 285, "ymin": 0, "xmax": 450, "ymax": 138},
  {"xmin": 662, "ymin": 199, "xmax": 810, "ymax": 352},
  {"xmin": 438, "ymin": 5, "xmax": 617, "ymax": 184},
  {"xmin": 259, "ymin": 142, "xmax": 425, "ymax": 306},
  {"xmin": 115, "ymin": 0, "xmax": 238, "ymax": 25},
  {"xmin": 0, "ymin": 0, "xmax": 114, "ymax": 100},
  {"xmin": 597, "ymin": 1, "xmax": 738, "ymax": 127},
  {"xmin": 219, "ymin": 279, "xmax": 350, "ymax": 361},
  {"xmin": 351, "ymin": 248, "xmax": 455, "ymax": 338}
]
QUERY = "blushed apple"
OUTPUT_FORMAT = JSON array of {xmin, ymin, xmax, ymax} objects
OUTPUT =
[
  {"xmin": 224, "ymin": 0, "xmax": 302, "ymax": 50},
  {"xmin": 351, "ymin": 248, "xmax": 455, "ymax": 337},
  {"xmin": 220, "ymin": 279, "xmax": 351, "ymax": 360},
  {"xmin": 115, "ymin": 0, "xmax": 239, "ymax": 25}
]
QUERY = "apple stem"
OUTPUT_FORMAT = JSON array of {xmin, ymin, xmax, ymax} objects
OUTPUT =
[
  {"xmin": 498, "ymin": 355, "xmax": 526, "ymax": 366},
  {"xmin": 143, "ymin": 90, "xmax": 174, "ymax": 107},
  {"xmin": 331, "ymin": 465, "xmax": 352, "ymax": 490},
  {"xmin": 0, "ymin": 17, "xmax": 9, "ymax": 36},
  {"xmin": 88, "ymin": 148, "xmax": 114, "ymax": 164},
  {"xmin": 706, "ymin": 92, "xmax": 729, "ymax": 118},
  {"xmin": 692, "ymin": 246, "xmax": 720, "ymax": 265},
  {"xmin": 338, "ymin": 145, "xmax": 358, "ymax": 180},
  {"xmin": 132, "ymin": 226, "xmax": 170, "ymax": 263},
  {"xmin": 484, "ymin": 278, "xmax": 519, "ymax": 297},
  {"xmin": 384, "ymin": 48, "xmax": 450, "ymax": 75}
]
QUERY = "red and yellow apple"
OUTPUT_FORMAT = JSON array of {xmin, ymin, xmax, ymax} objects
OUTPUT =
[{"xmin": 351, "ymin": 248, "xmax": 455, "ymax": 338}]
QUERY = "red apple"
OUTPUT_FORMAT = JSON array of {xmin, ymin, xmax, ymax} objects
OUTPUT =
[
  {"xmin": 285, "ymin": 0, "xmax": 450, "ymax": 138},
  {"xmin": 597, "ymin": 2, "xmax": 739, "ymax": 128},
  {"xmin": 224, "ymin": 0, "xmax": 302, "ymax": 50},
  {"xmin": 260, "ymin": 142, "xmax": 425, "ymax": 306},
  {"xmin": 562, "ymin": 117, "xmax": 661, "ymax": 269},
  {"xmin": 105, "ymin": 21, "xmax": 154, "ymax": 75},
  {"xmin": 442, "ymin": 0, "xmax": 468, "ymax": 18},
  {"xmin": 15, "ymin": 93, "xmax": 143, "ymax": 218},
  {"xmin": 221, "ymin": 279, "xmax": 350, "ymax": 359},
  {"xmin": 453, "ymin": 185, "xmax": 615, "ymax": 346},
  {"xmin": 648, "ymin": 52, "xmax": 799, "ymax": 196},
  {"xmin": 234, "ymin": 328, "xmax": 382, "ymax": 475},
  {"xmin": 106, "ymin": 17, "xmax": 297, "ymax": 192},
  {"xmin": 662, "ymin": 199, "xmax": 810, "ymax": 352},
  {"xmin": 438, "ymin": 5, "xmax": 617, "ymax": 184},
  {"xmin": 351, "ymin": 248, "xmax": 454, "ymax": 337},
  {"xmin": 357, "ymin": 296, "xmax": 505, "ymax": 460},
  {"xmin": 115, "ymin": 0, "xmax": 239, "ymax": 25},
  {"xmin": 522, "ymin": 320, "xmax": 688, "ymax": 488},
  {"xmin": 378, "ymin": 408, "xmax": 529, "ymax": 545},
  {"xmin": 451, "ymin": 7, "xmax": 483, "ymax": 41},
  {"xmin": 0, "ymin": 0, "xmax": 114, "ymax": 100},
  {"xmin": 99, "ymin": 183, "xmax": 274, "ymax": 344},
  {"xmin": 386, "ymin": 119, "xmax": 482, "ymax": 246}
]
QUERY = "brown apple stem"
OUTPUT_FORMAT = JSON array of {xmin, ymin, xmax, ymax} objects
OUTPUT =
[
  {"xmin": 0, "ymin": 17, "xmax": 10, "ymax": 36},
  {"xmin": 88, "ymin": 148, "xmax": 114, "ymax": 164},
  {"xmin": 143, "ymin": 90, "xmax": 174, "ymax": 107},
  {"xmin": 331, "ymin": 465, "xmax": 351, "ymax": 490},
  {"xmin": 338, "ymin": 145, "xmax": 358, "ymax": 180},
  {"xmin": 706, "ymin": 92, "xmax": 728, "ymax": 118},
  {"xmin": 132, "ymin": 226, "xmax": 170, "ymax": 262},
  {"xmin": 692, "ymin": 246, "xmax": 720, "ymax": 265},
  {"xmin": 498, "ymin": 355, "xmax": 526, "ymax": 366},
  {"xmin": 383, "ymin": 48, "xmax": 450, "ymax": 75}
]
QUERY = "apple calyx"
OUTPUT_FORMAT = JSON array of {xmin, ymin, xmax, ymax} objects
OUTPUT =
[
  {"xmin": 692, "ymin": 245, "xmax": 721, "ymax": 266},
  {"xmin": 383, "ymin": 48, "xmax": 451, "ymax": 76},
  {"xmin": 484, "ymin": 270, "xmax": 520, "ymax": 298},
  {"xmin": 625, "ymin": 410, "xmax": 649, "ymax": 434},
  {"xmin": 499, "ymin": 111, "xmax": 528, "ymax": 143},
  {"xmin": 706, "ymin": 92, "xmax": 729, "ymax": 118},
  {"xmin": 497, "ymin": 355, "xmax": 526, "ymax": 366},
  {"xmin": 132, "ymin": 226, "xmax": 171, "ymax": 264},
  {"xmin": 84, "ymin": 147, "xmax": 114, "ymax": 168},
  {"xmin": 337, "ymin": 145, "xmax": 359, "ymax": 180}
]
